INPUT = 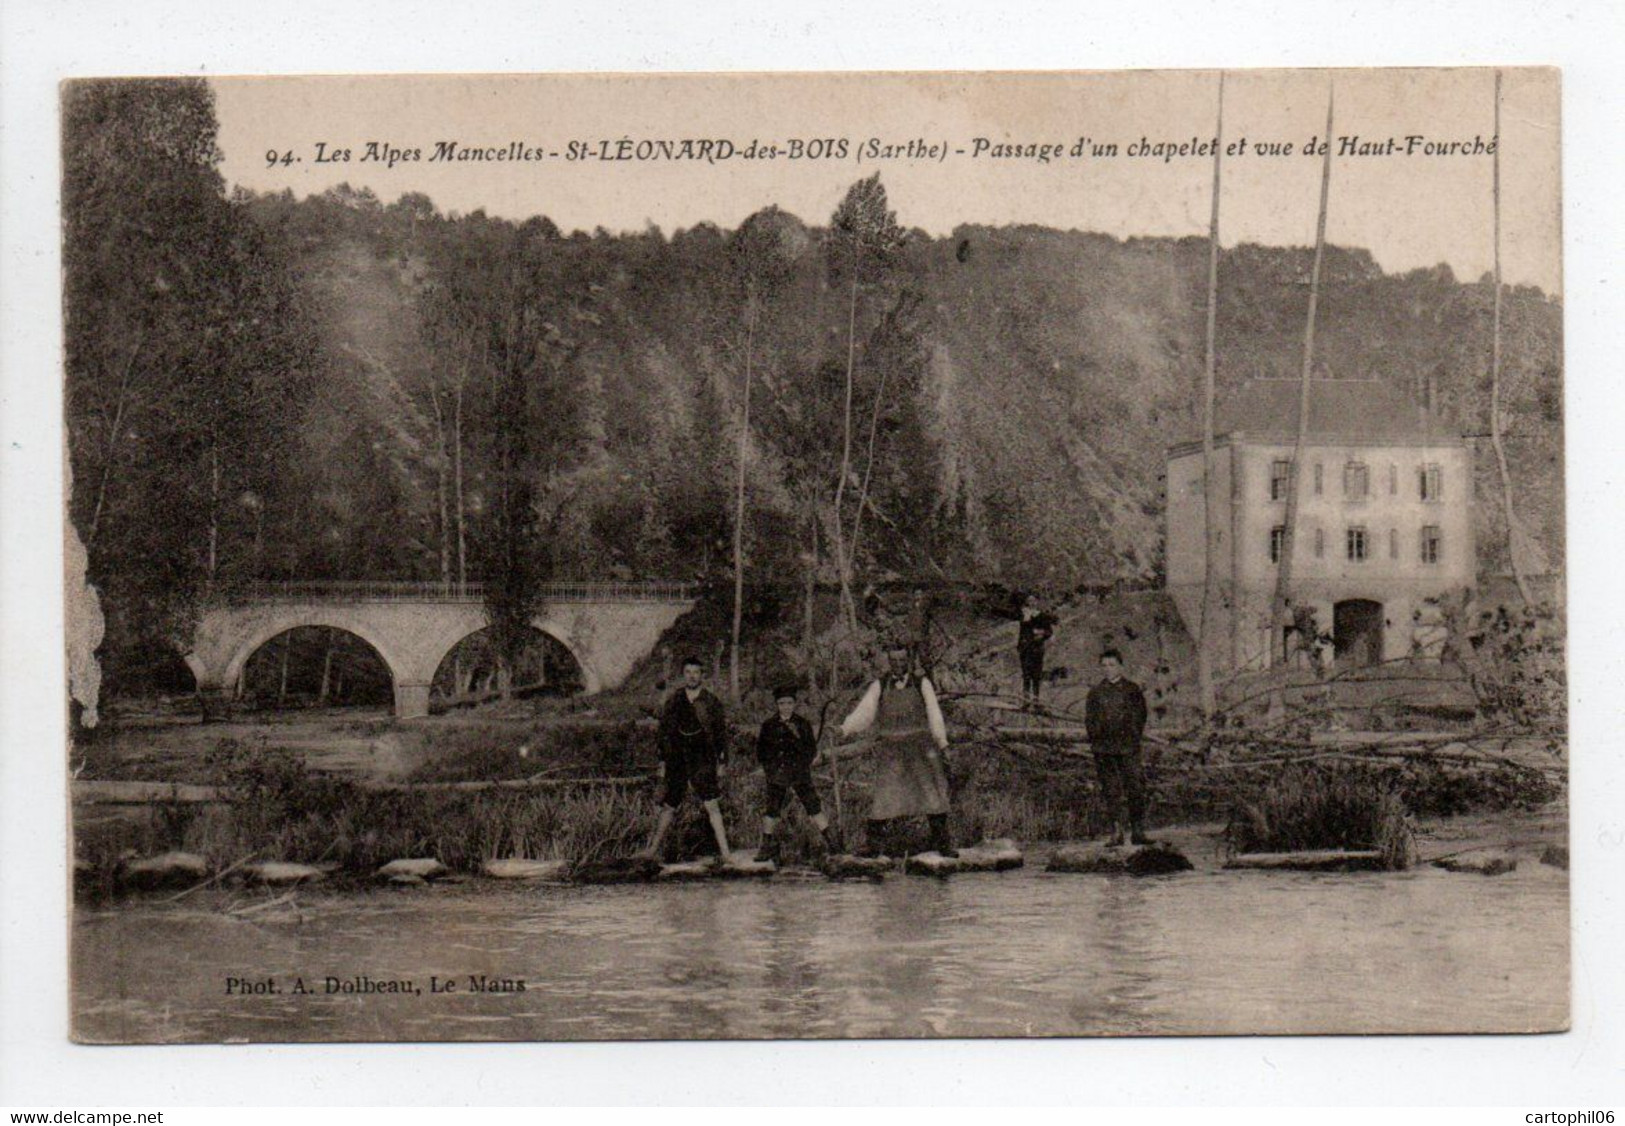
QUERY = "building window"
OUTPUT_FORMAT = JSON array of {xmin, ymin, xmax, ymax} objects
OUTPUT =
[
  {"xmin": 1388, "ymin": 463, "xmax": 1398, "ymax": 495},
  {"xmin": 1313, "ymin": 462, "xmax": 1324, "ymax": 495},
  {"xmin": 1270, "ymin": 460, "xmax": 1291, "ymax": 501},
  {"xmin": 1270, "ymin": 525, "xmax": 1287, "ymax": 563},
  {"xmin": 1421, "ymin": 525, "xmax": 1441, "ymax": 564},
  {"xmin": 1346, "ymin": 526, "xmax": 1368, "ymax": 562},
  {"xmin": 1343, "ymin": 461, "xmax": 1369, "ymax": 500},
  {"xmin": 1314, "ymin": 527, "xmax": 1325, "ymax": 557},
  {"xmin": 1420, "ymin": 463, "xmax": 1442, "ymax": 501},
  {"xmin": 1389, "ymin": 528, "xmax": 1398, "ymax": 559}
]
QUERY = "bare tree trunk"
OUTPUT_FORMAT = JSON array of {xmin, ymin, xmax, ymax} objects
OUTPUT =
[
  {"xmin": 454, "ymin": 350, "xmax": 470, "ymax": 588},
  {"xmin": 847, "ymin": 358, "xmax": 891, "ymax": 564},
  {"xmin": 428, "ymin": 387, "xmax": 452, "ymax": 586},
  {"xmin": 319, "ymin": 636, "xmax": 334, "ymax": 703},
  {"xmin": 1197, "ymin": 71, "xmax": 1226, "ymax": 720},
  {"xmin": 277, "ymin": 634, "xmax": 291, "ymax": 705},
  {"xmin": 1270, "ymin": 85, "xmax": 1335, "ymax": 666},
  {"xmin": 831, "ymin": 277, "xmax": 861, "ymax": 635},
  {"xmin": 1490, "ymin": 69, "xmax": 1533, "ymax": 607},
  {"xmin": 730, "ymin": 294, "xmax": 757, "ymax": 703},
  {"xmin": 84, "ymin": 330, "xmax": 145, "ymax": 554},
  {"xmin": 206, "ymin": 435, "xmax": 222, "ymax": 591},
  {"xmin": 803, "ymin": 501, "xmax": 818, "ymax": 658}
]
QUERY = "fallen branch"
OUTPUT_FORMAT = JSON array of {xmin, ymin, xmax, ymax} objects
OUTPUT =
[{"xmin": 164, "ymin": 852, "xmax": 260, "ymax": 903}]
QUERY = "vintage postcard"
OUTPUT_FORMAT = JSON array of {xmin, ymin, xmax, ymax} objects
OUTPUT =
[{"xmin": 64, "ymin": 68, "xmax": 1566, "ymax": 1043}]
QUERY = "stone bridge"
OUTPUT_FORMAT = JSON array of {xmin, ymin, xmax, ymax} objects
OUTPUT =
[{"xmin": 186, "ymin": 581, "xmax": 698, "ymax": 719}]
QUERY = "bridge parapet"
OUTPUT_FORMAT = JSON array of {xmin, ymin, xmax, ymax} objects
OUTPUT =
[{"xmin": 229, "ymin": 580, "xmax": 701, "ymax": 604}]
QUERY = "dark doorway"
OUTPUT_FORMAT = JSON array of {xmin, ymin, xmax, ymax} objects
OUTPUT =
[{"xmin": 1333, "ymin": 599, "xmax": 1384, "ymax": 666}]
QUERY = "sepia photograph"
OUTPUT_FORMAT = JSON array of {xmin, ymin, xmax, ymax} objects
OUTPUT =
[{"xmin": 59, "ymin": 67, "xmax": 1567, "ymax": 1045}]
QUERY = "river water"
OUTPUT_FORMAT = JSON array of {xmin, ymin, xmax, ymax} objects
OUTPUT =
[{"xmin": 73, "ymin": 860, "xmax": 1567, "ymax": 1042}]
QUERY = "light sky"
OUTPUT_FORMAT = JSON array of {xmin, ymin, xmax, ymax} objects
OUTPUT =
[{"xmin": 213, "ymin": 68, "xmax": 1561, "ymax": 295}]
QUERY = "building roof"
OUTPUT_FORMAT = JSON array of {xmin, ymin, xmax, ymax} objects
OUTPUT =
[{"xmin": 1177, "ymin": 379, "xmax": 1463, "ymax": 449}]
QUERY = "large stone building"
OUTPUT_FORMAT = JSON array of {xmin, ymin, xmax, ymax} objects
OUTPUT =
[{"xmin": 1165, "ymin": 378, "xmax": 1474, "ymax": 672}]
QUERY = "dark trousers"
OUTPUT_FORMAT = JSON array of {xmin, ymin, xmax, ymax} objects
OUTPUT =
[
  {"xmin": 1093, "ymin": 749, "xmax": 1147, "ymax": 827},
  {"xmin": 763, "ymin": 763, "xmax": 822, "ymax": 817},
  {"xmin": 1019, "ymin": 645, "xmax": 1046, "ymax": 697}
]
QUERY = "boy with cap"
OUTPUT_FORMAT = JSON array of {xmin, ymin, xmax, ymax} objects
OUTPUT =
[{"xmin": 754, "ymin": 684, "xmax": 836, "ymax": 864}]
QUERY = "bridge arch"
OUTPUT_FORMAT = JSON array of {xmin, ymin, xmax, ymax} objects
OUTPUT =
[
  {"xmin": 231, "ymin": 624, "xmax": 397, "ymax": 711},
  {"xmin": 428, "ymin": 621, "xmax": 598, "ymax": 706},
  {"xmin": 217, "ymin": 613, "xmax": 407, "ymax": 704}
]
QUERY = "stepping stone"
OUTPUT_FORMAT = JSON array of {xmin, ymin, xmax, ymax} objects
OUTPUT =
[
  {"xmin": 1048, "ymin": 842, "xmax": 1194, "ymax": 876},
  {"xmin": 658, "ymin": 853, "xmax": 775, "ymax": 881},
  {"xmin": 1432, "ymin": 852, "xmax": 1518, "ymax": 876},
  {"xmin": 570, "ymin": 856, "xmax": 663, "ymax": 884},
  {"xmin": 482, "ymin": 858, "xmax": 570, "ymax": 881},
  {"xmin": 1539, "ymin": 845, "xmax": 1569, "ymax": 871},
  {"xmin": 905, "ymin": 839, "xmax": 1025, "ymax": 876},
  {"xmin": 119, "ymin": 851, "xmax": 209, "ymax": 891},
  {"xmin": 244, "ymin": 861, "xmax": 329, "ymax": 886},
  {"xmin": 376, "ymin": 857, "xmax": 449, "ymax": 881},
  {"xmin": 1222, "ymin": 850, "xmax": 1385, "ymax": 873},
  {"xmin": 821, "ymin": 854, "xmax": 895, "ymax": 879}
]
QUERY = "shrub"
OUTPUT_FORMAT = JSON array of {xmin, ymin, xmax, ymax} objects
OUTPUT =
[{"xmin": 1223, "ymin": 764, "xmax": 1416, "ymax": 869}]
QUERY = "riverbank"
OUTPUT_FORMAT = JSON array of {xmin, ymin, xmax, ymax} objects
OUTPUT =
[{"xmin": 72, "ymin": 706, "xmax": 1566, "ymax": 894}]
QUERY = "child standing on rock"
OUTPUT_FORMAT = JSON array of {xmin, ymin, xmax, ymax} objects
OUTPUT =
[{"xmin": 754, "ymin": 685, "xmax": 836, "ymax": 864}]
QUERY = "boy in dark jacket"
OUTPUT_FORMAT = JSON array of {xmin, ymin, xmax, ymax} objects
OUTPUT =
[
  {"xmin": 1084, "ymin": 648, "xmax": 1152, "ymax": 846},
  {"xmin": 755, "ymin": 685, "xmax": 835, "ymax": 863}
]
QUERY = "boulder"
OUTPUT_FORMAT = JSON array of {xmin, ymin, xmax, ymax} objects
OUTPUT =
[
  {"xmin": 482, "ymin": 858, "xmax": 570, "ymax": 881},
  {"xmin": 388, "ymin": 873, "xmax": 427, "ymax": 887},
  {"xmin": 375, "ymin": 857, "xmax": 449, "ymax": 881},
  {"xmin": 119, "ymin": 851, "xmax": 209, "ymax": 891},
  {"xmin": 1048, "ymin": 842, "xmax": 1194, "ymax": 876},
  {"xmin": 244, "ymin": 861, "xmax": 329, "ymax": 886},
  {"xmin": 1432, "ymin": 852, "xmax": 1518, "ymax": 876},
  {"xmin": 1222, "ymin": 850, "xmax": 1385, "ymax": 873},
  {"xmin": 1539, "ymin": 845, "xmax": 1569, "ymax": 871},
  {"xmin": 905, "ymin": 839, "xmax": 1025, "ymax": 876}
]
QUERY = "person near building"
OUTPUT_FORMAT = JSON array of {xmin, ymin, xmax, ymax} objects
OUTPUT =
[
  {"xmin": 1084, "ymin": 648, "xmax": 1152, "ymax": 846},
  {"xmin": 1017, "ymin": 592, "xmax": 1058, "ymax": 707}
]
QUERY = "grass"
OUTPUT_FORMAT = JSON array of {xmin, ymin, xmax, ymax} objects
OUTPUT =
[
  {"xmin": 1222, "ymin": 764, "xmax": 1417, "ymax": 870},
  {"xmin": 74, "ymin": 717, "xmax": 1563, "ymax": 890}
]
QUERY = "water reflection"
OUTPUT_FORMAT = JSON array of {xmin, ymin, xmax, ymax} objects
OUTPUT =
[{"xmin": 73, "ymin": 864, "xmax": 1568, "ymax": 1043}]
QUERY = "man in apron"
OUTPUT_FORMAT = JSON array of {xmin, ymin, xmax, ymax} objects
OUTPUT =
[{"xmin": 838, "ymin": 647, "xmax": 957, "ymax": 858}]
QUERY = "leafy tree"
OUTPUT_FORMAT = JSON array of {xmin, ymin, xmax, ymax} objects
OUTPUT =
[
  {"xmin": 826, "ymin": 175, "xmax": 906, "ymax": 633},
  {"xmin": 63, "ymin": 79, "xmax": 315, "ymax": 673}
]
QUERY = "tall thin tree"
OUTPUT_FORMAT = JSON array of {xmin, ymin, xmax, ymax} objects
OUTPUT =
[
  {"xmin": 729, "ymin": 289, "xmax": 758, "ymax": 701},
  {"xmin": 1270, "ymin": 84, "xmax": 1335, "ymax": 666},
  {"xmin": 1490, "ymin": 69, "xmax": 1533, "ymax": 606},
  {"xmin": 1197, "ymin": 71, "xmax": 1226, "ymax": 718}
]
